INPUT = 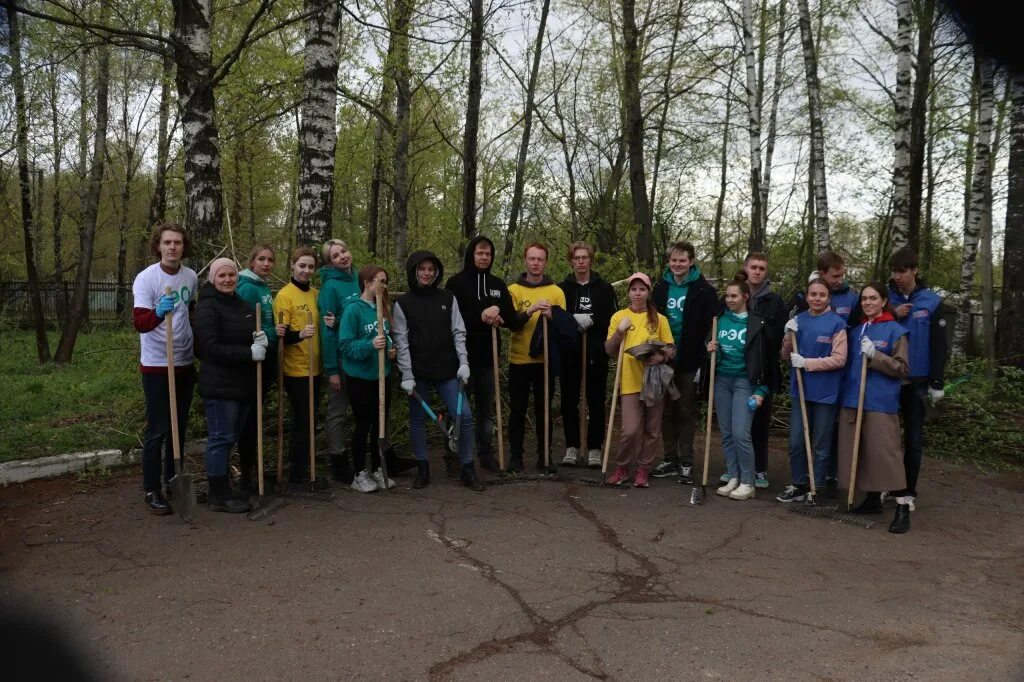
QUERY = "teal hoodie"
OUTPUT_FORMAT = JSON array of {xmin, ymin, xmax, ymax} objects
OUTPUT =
[
  {"xmin": 235, "ymin": 268, "xmax": 277, "ymax": 345},
  {"xmin": 661, "ymin": 265, "xmax": 702, "ymax": 345},
  {"xmin": 338, "ymin": 298, "xmax": 393, "ymax": 380},
  {"xmin": 715, "ymin": 309, "xmax": 768, "ymax": 397},
  {"xmin": 318, "ymin": 265, "xmax": 360, "ymax": 377}
]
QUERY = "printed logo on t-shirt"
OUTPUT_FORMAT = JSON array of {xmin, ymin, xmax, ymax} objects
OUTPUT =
[
  {"xmin": 578, "ymin": 295, "xmax": 592, "ymax": 313},
  {"xmin": 719, "ymin": 328, "xmax": 747, "ymax": 342},
  {"xmin": 489, "ymin": 289, "xmax": 502, "ymax": 298},
  {"xmin": 666, "ymin": 295, "xmax": 687, "ymax": 310}
]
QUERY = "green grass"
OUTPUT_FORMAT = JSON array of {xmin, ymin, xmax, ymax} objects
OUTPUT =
[{"xmin": 0, "ymin": 329, "xmax": 148, "ymax": 462}]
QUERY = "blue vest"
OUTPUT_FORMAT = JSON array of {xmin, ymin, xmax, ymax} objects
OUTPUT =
[
  {"xmin": 841, "ymin": 320, "xmax": 907, "ymax": 414},
  {"xmin": 829, "ymin": 287, "xmax": 859, "ymax": 323},
  {"xmin": 790, "ymin": 310, "xmax": 846, "ymax": 405},
  {"xmin": 888, "ymin": 284, "xmax": 941, "ymax": 379}
]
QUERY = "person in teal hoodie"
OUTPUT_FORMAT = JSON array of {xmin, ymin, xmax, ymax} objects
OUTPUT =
[
  {"xmin": 319, "ymin": 239, "xmax": 361, "ymax": 483},
  {"xmin": 235, "ymin": 244, "xmax": 286, "ymax": 491},
  {"xmin": 339, "ymin": 264, "xmax": 397, "ymax": 494},
  {"xmin": 706, "ymin": 272, "xmax": 776, "ymax": 501}
]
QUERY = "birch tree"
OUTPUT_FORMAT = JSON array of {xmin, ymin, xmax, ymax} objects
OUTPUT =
[
  {"xmin": 797, "ymin": 0, "xmax": 829, "ymax": 250},
  {"xmin": 741, "ymin": 0, "xmax": 764, "ymax": 252},
  {"xmin": 890, "ymin": 0, "xmax": 913, "ymax": 249}
]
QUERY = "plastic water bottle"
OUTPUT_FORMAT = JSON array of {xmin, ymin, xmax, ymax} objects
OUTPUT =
[{"xmin": 748, "ymin": 396, "xmax": 759, "ymax": 411}]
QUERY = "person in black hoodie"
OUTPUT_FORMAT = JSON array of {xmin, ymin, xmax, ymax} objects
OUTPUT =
[
  {"xmin": 393, "ymin": 251, "xmax": 483, "ymax": 491},
  {"xmin": 445, "ymin": 236, "xmax": 520, "ymax": 472},
  {"xmin": 193, "ymin": 258, "xmax": 261, "ymax": 513},
  {"xmin": 557, "ymin": 242, "xmax": 616, "ymax": 468}
]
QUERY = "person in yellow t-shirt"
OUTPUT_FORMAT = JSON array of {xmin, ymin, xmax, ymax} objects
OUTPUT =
[
  {"xmin": 272, "ymin": 246, "xmax": 323, "ymax": 487},
  {"xmin": 604, "ymin": 272, "xmax": 675, "ymax": 488},
  {"xmin": 506, "ymin": 242, "xmax": 567, "ymax": 473}
]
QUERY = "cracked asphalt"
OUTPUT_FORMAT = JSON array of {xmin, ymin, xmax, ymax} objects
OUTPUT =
[{"xmin": 1, "ymin": 441, "xmax": 1022, "ymax": 681}]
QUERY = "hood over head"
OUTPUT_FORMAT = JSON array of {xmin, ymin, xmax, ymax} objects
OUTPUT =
[{"xmin": 406, "ymin": 250, "xmax": 444, "ymax": 293}]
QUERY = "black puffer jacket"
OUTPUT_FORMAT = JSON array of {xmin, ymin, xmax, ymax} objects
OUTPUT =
[{"xmin": 193, "ymin": 283, "xmax": 258, "ymax": 400}]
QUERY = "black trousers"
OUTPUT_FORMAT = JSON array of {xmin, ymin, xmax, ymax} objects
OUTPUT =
[
  {"xmin": 896, "ymin": 379, "xmax": 928, "ymax": 497},
  {"xmin": 752, "ymin": 392, "xmax": 774, "ymax": 473},
  {"xmin": 346, "ymin": 375, "xmax": 392, "ymax": 473},
  {"xmin": 508, "ymin": 363, "xmax": 555, "ymax": 461},
  {"xmin": 283, "ymin": 375, "xmax": 321, "ymax": 482},
  {"xmin": 141, "ymin": 368, "xmax": 194, "ymax": 492},
  {"xmin": 559, "ymin": 348, "xmax": 608, "ymax": 451}
]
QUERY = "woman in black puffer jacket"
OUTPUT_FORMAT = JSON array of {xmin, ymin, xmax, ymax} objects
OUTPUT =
[{"xmin": 193, "ymin": 258, "xmax": 266, "ymax": 513}]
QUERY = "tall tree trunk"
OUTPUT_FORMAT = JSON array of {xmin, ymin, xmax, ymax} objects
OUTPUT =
[
  {"xmin": 760, "ymin": 0, "xmax": 787, "ymax": 232},
  {"xmin": 116, "ymin": 57, "xmax": 134, "ymax": 322},
  {"xmin": 649, "ymin": 0, "xmax": 685, "ymax": 243},
  {"xmin": 390, "ymin": 0, "xmax": 414, "ymax": 272},
  {"xmin": 890, "ymin": 0, "xmax": 913, "ymax": 249},
  {"xmin": 296, "ymin": 0, "xmax": 341, "ymax": 246},
  {"xmin": 6, "ymin": 0, "xmax": 51, "ymax": 363},
  {"xmin": 980, "ymin": 78, "xmax": 1009, "ymax": 374},
  {"xmin": 172, "ymin": 0, "xmax": 223, "ymax": 261},
  {"xmin": 147, "ymin": 51, "xmax": 173, "ymax": 233},
  {"xmin": 502, "ymin": 0, "xmax": 551, "ymax": 266},
  {"xmin": 907, "ymin": 0, "xmax": 935, "ymax": 251},
  {"xmin": 367, "ymin": 37, "xmax": 396, "ymax": 256},
  {"xmin": 49, "ymin": 63, "xmax": 66, "ymax": 318},
  {"xmin": 922, "ymin": 83, "xmax": 936, "ymax": 272},
  {"xmin": 622, "ymin": 0, "xmax": 653, "ymax": 267},
  {"xmin": 713, "ymin": 65, "xmax": 735, "ymax": 280},
  {"xmin": 551, "ymin": 83, "xmax": 579, "ymax": 241},
  {"xmin": 590, "ymin": 138, "xmax": 627, "ymax": 255},
  {"xmin": 797, "ymin": 0, "xmax": 829, "ymax": 250},
  {"xmin": 742, "ymin": 0, "xmax": 764, "ymax": 253},
  {"xmin": 953, "ymin": 55, "xmax": 995, "ymax": 357},
  {"xmin": 55, "ymin": 34, "xmax": 110, "ymax": 363},
  {"xmin": 460, "ymin": 0, "xmax": 484, "ymax": 244},
  {"xmin": 997, "ymin": 72, "xmax": 1024, "ymax": 367}
]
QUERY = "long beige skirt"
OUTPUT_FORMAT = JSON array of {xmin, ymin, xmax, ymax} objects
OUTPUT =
[{"xmin": 837, "ymin": 408, "xmax": 906, "ymax": 493}]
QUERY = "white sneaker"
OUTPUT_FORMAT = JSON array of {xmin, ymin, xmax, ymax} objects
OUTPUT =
[
  {"xmin": 561, "ymin": 447, "xmax": 579, "ymax": 466},
  {"xmin": 729, "ymin": 483, "xmax": 756, "ymax": 500},
  {"xmin": 587, "ymin": 449, "xmax": 602, "ymax": 468},
  {"xmin": 351, "ymin": 471, "xmax": 378, "ymax": 493},
  {"xmin": 373, "ymin": 468, "xmax": 396, "ymax": 490},
  {"xmin": 716, "ymin": 478, "xmax": 739, "ymax": 497}
]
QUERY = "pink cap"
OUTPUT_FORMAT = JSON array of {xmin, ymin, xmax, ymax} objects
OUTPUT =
[
  {"xmin": 627, "ymin": 271, "xmax": 652, "ymax": 289},
  {"xmin": 208, "ymin": 257, "xmax": 238, "ymax": 283}
]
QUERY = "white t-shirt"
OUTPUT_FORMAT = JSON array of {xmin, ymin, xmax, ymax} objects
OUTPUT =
[{"xmin": 132, "ymin": 262, "xmax": 198, "ymax": 367}]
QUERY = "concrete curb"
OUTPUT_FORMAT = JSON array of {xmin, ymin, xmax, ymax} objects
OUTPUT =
[{"xmin": 0, "ymin": 441, "xmax": 207, "ymax": 486}]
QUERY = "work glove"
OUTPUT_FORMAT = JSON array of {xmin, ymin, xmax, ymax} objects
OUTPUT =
[
  {"xmin": 251, "ymin": 343, "xmax": 267, "ymax": 362},
  {"xmin": 457, "ymin": 364, "xmax": 471, "ymax": 384},
  {"xmin": 573, "ymin": 313, "xmax": 594, "ymax": 332},
  {"xmin": 790, "ymin": 352, "xmax": 806, "ymax": 369},
  {"xmin": 252, "ymin": 330, "xmax": 269, "ymax": 348},
  {"xmin": 155, "ymin": 295, "xmax": 175, "ymax": 318},
  {"xmin": 401, "ymin": 379, "xmax": 416, "ymax": 394},
  {"xmin": 784, "ymin": 318, "xmax": 798, "ymax": 335},
  {"xmin": 860, "ymin": 335, "xmax": 876, "ymax": 360},
  {"xmin": 928, "ymin": 387, "xmax": 944, "ymax": 404}
]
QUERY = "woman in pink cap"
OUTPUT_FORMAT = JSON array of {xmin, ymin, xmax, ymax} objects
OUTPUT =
[
  {"xmin": 604, "ymin": 272, "xmax": 676, "ymax": 487},
  {"xmin": 193, "ymin": 257, "xmax": 266, "ymax": 513}
]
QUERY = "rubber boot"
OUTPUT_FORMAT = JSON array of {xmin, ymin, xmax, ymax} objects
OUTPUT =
[
  {"xmin": 851, "ymin": 491, "xmax": 883, "ymax": 515},
  {"xmin": 412, "ymin": 461, "xmax": 430, "ymax": 489},
  {"xmin": 208, "ymin": 476, "xmax": 252, "ymax": 513},
  {"xmin": 460, "ymin": 463, "xmax": 485, "ymax": 492},
  {"xmin": 331, "ymin": 453, "xmax": 354, "ymax": 484},
  {"xmin": 888, "ymin": 501, "xmax": 911, "ymax": 534}
]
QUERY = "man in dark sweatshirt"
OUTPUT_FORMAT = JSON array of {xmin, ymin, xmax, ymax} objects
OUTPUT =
[
  {"xmin": 651, "ymin": 241, "xmax": 719, "ymax": 482},
  {"xmin": 557, "ymin": 242, "xmax": 617, "ymax": 468},
  {"xmin": 445, "ymin": 236, "xmax": 520, "ymax": 472}
]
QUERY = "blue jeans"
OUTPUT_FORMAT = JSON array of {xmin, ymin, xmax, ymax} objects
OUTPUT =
[
  {"xmin": 714, "ymin": 375, "xmax": 755, "ymax": 485},
  {"xmin": 408, "ymin": 378, "xmax": 475, "ymax": 464},
  {"xmin": 788, "ymin": 400, "xmax": 836, "ymax": 487},
  {"xmin": 204, "ymin": 399, "xmax": 251, "ymax": 477}
]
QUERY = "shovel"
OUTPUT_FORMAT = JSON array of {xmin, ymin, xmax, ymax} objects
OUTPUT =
[
  {"xmin": 579, "ymin": 333, "xmax": 588, "ymax": 462},
  {"xmin": 164, "ymin": 287, "xmax": 196, "ymax": 522},
  {"xmin": 690, "ymin": 317, "xmax": 719, "ymax": 506},
  {"xmin": 275, "ymin": 312, "xmax": 286, "ymax": 493},
  {"xmin": 790, "ymin": 331, "xmax": 818, "ymax": 506},
  {"xmin": 599, "ymin": 337, "xmax": 627, "ymax": 481},
  {"xmin": 542, "ymin": 315, "xmax": 551, "ymax": 472},
  {"xmin": 845, "ymin": 352, "xmax": 869, "ymax": 513},
  {"xmin": 376, "ymin": 286, "xmax": 391, "ymax": 492},
  {"xmin": 249, "ymin": 303, "xmax": 287, "ymax": 520}
]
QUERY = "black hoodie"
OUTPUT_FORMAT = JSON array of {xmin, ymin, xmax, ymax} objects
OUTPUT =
[
  {"xmin": 558, "ymin": 270, "xmax": 617, "ymax": 362},
  {"xmin": 445, "ymin": 236, "xmax": 520, "ymax": 368}
]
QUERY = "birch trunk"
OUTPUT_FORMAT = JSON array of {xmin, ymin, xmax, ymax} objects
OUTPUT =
[
  {"xmin": 797, "ymin": 0, "xmax": 829, "ymax": 250},
  {"xmin": 890, "ymin": 0, "xmax": 913, "ymax": 249},
  {"xmin": 760, "ymin": 0, "xmax": 787, "ymax": 233},
  {"xmin": 742, "ymin": 0, "xmax": 764, "ymax": 252},
  {"xmin": 997, "ymin": 72, "xmax": 1024, "ymax": 367}
]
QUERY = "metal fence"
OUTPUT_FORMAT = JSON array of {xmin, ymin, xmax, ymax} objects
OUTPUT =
[{"xmin": 0, "ymin": 280, "xmax": 131, "ymax": 327}]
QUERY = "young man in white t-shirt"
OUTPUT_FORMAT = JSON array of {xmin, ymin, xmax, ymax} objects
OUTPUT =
[{"xmin": 131, "ymin": 224, "xmax": 198, "ymax": 515}]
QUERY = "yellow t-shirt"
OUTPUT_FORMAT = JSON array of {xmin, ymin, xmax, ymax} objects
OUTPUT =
[
  {"xmin": 607, "ymin": 308, "xmax": 674, "ymax": 395},
  {"xmin": 273, "ymin": 282, "xmax": 321, "ymax": 377},
  {"xmin": 507, "ymin": 281, "xmax": 567, "ymax": 365}
]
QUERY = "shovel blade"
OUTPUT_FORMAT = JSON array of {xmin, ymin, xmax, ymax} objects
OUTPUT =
[
  {"xmin": 169, "ymin": 473, "xmax": 196, "ymax": 522},
  {"xmin": 689, "ymin": 485, "xmax": 705, "ymax": 506},
  {"xmin": 247, "ymin": 495, "xmax": 287, "ymax": 521}
]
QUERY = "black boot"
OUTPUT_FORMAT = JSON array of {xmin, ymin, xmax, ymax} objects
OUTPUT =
[
  {"xmin": 412, "ymin": 461, "xmax": 430, "ymax": 489},
  {"xmin": 507, "ymin": 455, "xmax": 524, "ymax": 474},
  {"xmin": 460, "ymin": 463, "xmax": 485, "ymax": 491},
  {"xmin": 238, "ymin": 465, "xmax": 258, "ymax": 497},
  {"xmin": 851, "ymin": 491, "xmax": 883, "ymax": 515},
  {"xmin": 443, "ymin": 453, "xmax": 460, "ymax": 479},
  {"xmin": 144, "ymin": 491, "xmax": 172, "ymax": 516},
  {"xmin": 888, "ymin": 503, "xmax": 911, "ymax": 534},
  {"xmin": 478, "ymin": 452, "xmax": 500, "ymax": 473},
  {"xmin": 331, "ymin": 453, "xmax": 354, "ymax": 484},
  {"xmin": 208, "ymin": 476, "xmax": 252, "ymax": 513}
]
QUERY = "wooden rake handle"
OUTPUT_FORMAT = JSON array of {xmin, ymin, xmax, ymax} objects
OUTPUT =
[
  {"xmin": 601, "ymin": 336, "xmax": 627, "ymax": 475},
  {"xmin": 701, "ymin": 316, "xmax": 719, "ymax": 487}
]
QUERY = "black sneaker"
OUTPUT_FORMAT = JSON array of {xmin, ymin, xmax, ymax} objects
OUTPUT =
[
  {"xmin": 825, "ymin": 477, "xmax": 838, "ymax": 499},
  {"xmin": 651, "ymin": 460, "xmax": 679, "ymax": 478},
  {"xmin": 676, "ymin": 465, "xmax": 694, "ymax": 485},
  {"xmin": 776, "ymin": 484, "xmax": 807, "ymax": 503},
  {"xmin": 145, "ymin": 491, "xmax": 172, "ymax": 516}
]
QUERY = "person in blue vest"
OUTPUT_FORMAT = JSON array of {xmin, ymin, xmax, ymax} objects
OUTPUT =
[
  {"xmin": 887, "ymin": 247, "xmax": 947, "ymax": 512},
  {"xmin": 788, "ymin": 251, "xmax": 859, "ymax": 323},
  {"xmin": 838, "ymin": 282, "xmax": 912, "ymax": 533},
  {"xmin": 777, "ymin": 278, "xmax": 848, "ymax": 502}
]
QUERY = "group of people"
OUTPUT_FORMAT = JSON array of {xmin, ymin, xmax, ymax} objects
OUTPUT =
[{"xmin": 133, "ymin": 223, "xmax": 945, "ymax": 534}]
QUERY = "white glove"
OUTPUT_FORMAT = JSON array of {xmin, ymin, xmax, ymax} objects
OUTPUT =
[
  {"xmin": 928, "ymin": 387, "xmax": 944, "ymax": 404},
  {"xmin": 252, "ymin": 330, "xmax": 269, "ymax": 348},
  {"xmin": 860, "ymin": 335, "xmax": 876, "ymax": 359},
  {"xmin": 457, "ymin": 364, "xmax": 471, "ymax": 384},
  {"xmin": 790, "ymin": 352, "xmax": 806, "ymax": 369},
  {"xmin": 250, "ymin": 343, "xmax": 267, "ymax": 362},
  {"xmin": 785, "ymin": 318, "xmax": 798, "ymax": 335},
  {"xmin": 573, "ymin": 313, "xmax": 594, "ymax": 331},
  {"xmin": 401, "ymin": 379, "xmax": 416, "ymax": 394}
]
